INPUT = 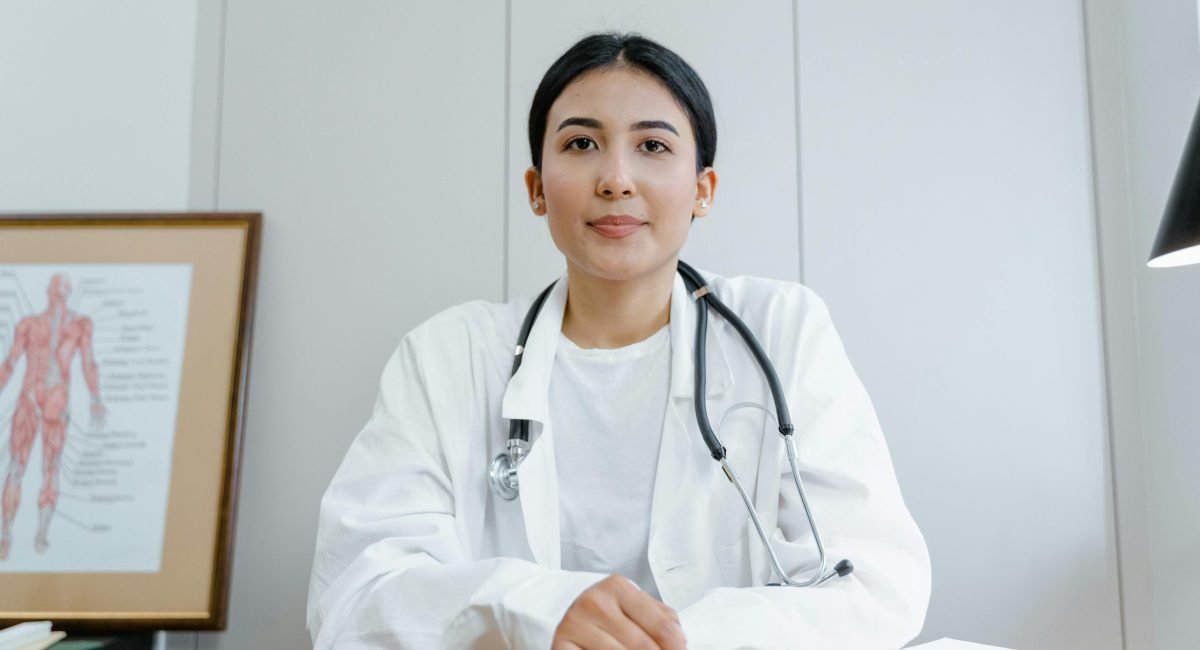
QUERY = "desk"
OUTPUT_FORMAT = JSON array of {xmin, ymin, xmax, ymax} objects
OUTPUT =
[{"xmin": 909, "ymin": 639, "xmax": 1017, "ymax": 649}]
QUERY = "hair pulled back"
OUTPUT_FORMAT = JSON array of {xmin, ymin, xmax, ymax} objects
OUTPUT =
[{"xmin": 527, "ymin": 32, "xmax": 717, "ymax": 172}]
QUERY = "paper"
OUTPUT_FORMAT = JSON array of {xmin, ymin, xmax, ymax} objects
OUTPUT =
[{"xmin": 0, "ymin": 264, "xmax": 192, "ymax": 572}]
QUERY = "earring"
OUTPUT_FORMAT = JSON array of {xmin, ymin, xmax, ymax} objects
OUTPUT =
[
  {"xmin": 532, "ymin": 200, "xmax": 540, "ymax": 209},
  {"xmin": 700, "ymin": 200, "xmax": 709, "ymax": 209}
]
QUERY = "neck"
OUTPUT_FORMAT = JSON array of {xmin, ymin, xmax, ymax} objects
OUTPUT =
[{"xmin": 561, "ymin": 261, "xmax": 676, "ymax": 349}]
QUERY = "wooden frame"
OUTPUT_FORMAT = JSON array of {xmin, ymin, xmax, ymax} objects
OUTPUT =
[{"xmin": 0, "ymin": 213, "xmax": 261, "ymax": 631}]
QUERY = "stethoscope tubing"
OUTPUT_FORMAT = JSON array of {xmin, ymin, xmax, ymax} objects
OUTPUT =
[
  {"xmin": 676, "ymin": 261, "xmax": 795, "ymax": 454},
  {"xmin": 491, "ymin": 261, "xmax": 853, "ymax": 587},
  {"xmin": 508, "ymin": 281, "xmax": 555, "ymax": 445}
]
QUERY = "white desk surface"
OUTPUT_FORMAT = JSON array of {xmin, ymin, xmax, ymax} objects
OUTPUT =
[{"xmin": 909, "ymin": 639, "xmax": 1017, "ymax": 650}]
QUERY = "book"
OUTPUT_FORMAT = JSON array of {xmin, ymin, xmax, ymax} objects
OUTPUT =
[
  {"xmin": 0, "ymin": 622, "xmax": 56, "ymax": 650},
  {"xmin": 15, "ymin": 631, "xmax": 66, "ymax": 650}
]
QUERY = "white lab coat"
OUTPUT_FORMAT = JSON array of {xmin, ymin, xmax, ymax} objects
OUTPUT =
[{"xmin": 307, "ymin": 270, "xmax": 931, "ymax": 649}]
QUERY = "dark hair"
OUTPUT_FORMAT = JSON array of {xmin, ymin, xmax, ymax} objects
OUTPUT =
[{"xmin": 528, "ymin": 33, "xmax": 717, "ymax": 172}]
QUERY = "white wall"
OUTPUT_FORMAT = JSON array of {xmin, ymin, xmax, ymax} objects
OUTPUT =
[
  {"xmin": 1123, "ymin": 2, "xmax": 1200, "ymax": 646},
  {"xmin": 16, "ymin": 1, "xmax": 1200, "ymax": 649},
  {"xmin": 1084, "ymin": 0, "xmax": 1200, "ymax": 648},
  {"xmin": 186, "ymin": 3, "xmax": 508, "ymax": 649},
  {"xmin": 796, "ymin": 2, "xmax": 1121, "ymax": 648},
  {"xmin": 0, "ymin": 2, "xmax": 197, "ymax": 210}
]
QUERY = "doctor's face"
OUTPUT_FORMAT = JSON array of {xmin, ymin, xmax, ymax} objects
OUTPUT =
[{"xmin": 527, "ymin": 67, "xmax": 715, "ymax": 283}]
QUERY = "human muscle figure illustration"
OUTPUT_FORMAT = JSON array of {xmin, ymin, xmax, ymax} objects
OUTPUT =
[{"xmin": 0, "ymin": 274, "xmax": 105, "ymax": 559}]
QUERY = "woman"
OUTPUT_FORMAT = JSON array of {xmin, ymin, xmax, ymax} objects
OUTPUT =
[{"xmin": 307, "ymin": 33, "xmax": 930, "ymax": 649}]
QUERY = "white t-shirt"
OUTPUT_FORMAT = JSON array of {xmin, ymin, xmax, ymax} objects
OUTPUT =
[{"xmin": 549, "ymin": 324, "xmax": 671, "ymax": 599}]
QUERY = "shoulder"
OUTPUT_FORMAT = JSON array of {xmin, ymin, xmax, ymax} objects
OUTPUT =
[
  {"xmin": 389, "ymin": 292, "xmax": 539, "ymax": 369},
  {"xmin": 69, "ymin": 311, "xmax": 93, "ymax": 331},
  {"xmin": 15, "ymin": 315, "xmax": 43, "ymax": 335},
  {"xmin": 699, "ymin": 270, "xmax": 832, "ymax": 327},
  {"xmin": 697, "ymin": 272, "xmax": 856, "ymax": 400},
  {"xmin": 694, "ymin": 271, "xmax": 842, "ymax": 369}
]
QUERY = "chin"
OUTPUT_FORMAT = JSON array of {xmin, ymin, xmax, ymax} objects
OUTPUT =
[{"xmin": 573, "ymin": 255, "xmax": 673, "ymax": 283}]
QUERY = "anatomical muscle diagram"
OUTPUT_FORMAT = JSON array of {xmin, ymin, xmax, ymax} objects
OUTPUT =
[
  {"xmin": 0, "ymin": 265, "xmax": 191, "ymax": 572},
  {"xmin": 0, "ymin": 274, "xmax": 105, "ymax": 560}
]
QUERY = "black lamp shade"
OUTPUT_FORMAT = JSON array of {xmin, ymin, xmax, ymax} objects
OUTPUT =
[{"xmin": 1149, "ymin": 97, "xmax": 1200, "ymax": 267}]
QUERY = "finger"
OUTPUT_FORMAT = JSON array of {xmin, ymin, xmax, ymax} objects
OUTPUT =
[
  {"xmin": 551, "ymin": 641, "xmax": 584, "ymax": 650},
  {"xmin": 556, "ymin": 615, "xmax": 626, "ymax": 650},
  {"xmin": 619, "ymin": 592, "xmax": 686, "ymax": 650},
  {"xmin": 654, "ymin": 598, "xmax": 680, "ymax": 624},
  {"xmin": 577, "ymin": 582, "xmax": 662, "ymax": 650},
  {"xmin": 577, "ymin": 623, "xmax": 627, "ymax": 650},
  {"xmin": 596, "ymin": 610, "xmax": 665, "ymax": 650}
]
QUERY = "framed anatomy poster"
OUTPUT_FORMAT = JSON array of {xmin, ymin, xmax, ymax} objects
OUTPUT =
[{"xmin": 0, "ymin": 213, "xmax": 261, "ymax": 631}]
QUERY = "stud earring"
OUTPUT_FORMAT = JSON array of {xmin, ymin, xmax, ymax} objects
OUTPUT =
[
  {"xmin": 700, "ymin": 200, "xmax": 709, "ymax": 209},
  {"xmin": 532, "ymin": 200, "xmax": 540, "ymax": 209}
]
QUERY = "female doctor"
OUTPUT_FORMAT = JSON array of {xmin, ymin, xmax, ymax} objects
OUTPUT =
[{"xmin": 307, "ymin": 33, "xmax": 930, "ymax": 649}]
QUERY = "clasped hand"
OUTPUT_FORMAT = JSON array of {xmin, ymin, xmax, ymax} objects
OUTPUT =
[{"xmin": 552, "ymin": 575, "xmax": 687, "ymax": 650}]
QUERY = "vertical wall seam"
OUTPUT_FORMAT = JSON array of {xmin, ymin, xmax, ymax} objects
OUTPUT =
[
  {"xmin": 791, "ymin": 0, "xmax": 805, "ymax": 283},
  {"xmin": 502, "ymin": 0, "xmax": 512, "ymax": 302},
  {"xmin": 198, "ymin": 0, "xmax": 228, "ymax": 640},
  {"xmin": 1079, "ymin": 0, "xmax": 1128, "ymax": 647},
  {"xmin": 198, "ymin": 1, "xmax": 228, "ymax": 642},
  {"xmin": 211, "ymin": 0, "xmax": 228, "ymax": 213}
]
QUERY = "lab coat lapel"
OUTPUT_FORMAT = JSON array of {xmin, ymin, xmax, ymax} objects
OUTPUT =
[
  {"xmin": 513, "ymin": 426, "xmax": 561, "ymax": 569},
  {"xmin": 500, "ymin": 275, "xmax": 568, "ymax": 569},
  {"xmin": 650, "ymin": 273, "xmax": 734, "ymax": 550},
  {"xmin": 501, "ymin": 275, "xmax": 566, "ymax": 426}
]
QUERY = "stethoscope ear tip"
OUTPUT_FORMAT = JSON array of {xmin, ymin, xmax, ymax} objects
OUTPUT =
[{"xmin": 834, "ymin": 559, "xmax": 854, "ymax": 577}]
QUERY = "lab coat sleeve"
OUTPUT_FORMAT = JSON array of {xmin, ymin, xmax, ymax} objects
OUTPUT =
[
  {"xmin": 306, "ymin": 333, "xmax": 606, "ymax": 649},
  {"xmin": 678, "ymin": 289, "xmax": 931, "ymax": 649}
]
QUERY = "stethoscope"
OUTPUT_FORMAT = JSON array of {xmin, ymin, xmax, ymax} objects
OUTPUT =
[{"xmin": 489, "ymin": 260, "xmax": 853, "ymax": 587}]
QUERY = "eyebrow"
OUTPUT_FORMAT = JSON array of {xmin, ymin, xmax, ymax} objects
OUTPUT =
[{"xmin": 555, "ymin": 117, "xmax": 679, "ymax": 136}]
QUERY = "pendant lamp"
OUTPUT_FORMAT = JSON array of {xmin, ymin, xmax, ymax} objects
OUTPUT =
[{"xmin": 1149, "ymin": 97, "xmax": 1200, "ymax": 268}]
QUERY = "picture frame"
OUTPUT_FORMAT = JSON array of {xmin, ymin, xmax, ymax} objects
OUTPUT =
[{"xmin": 0, "ymin": 213, "xmax": 261, "ymax": 631}]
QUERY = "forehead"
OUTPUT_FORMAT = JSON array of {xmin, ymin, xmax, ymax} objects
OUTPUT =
[{"xmin": 548, "ymin": 67, "xmax": 692, "ymax": 133}]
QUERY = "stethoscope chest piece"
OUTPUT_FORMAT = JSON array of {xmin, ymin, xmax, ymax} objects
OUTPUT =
[
  {"xmin": 488, "ymin": 452, "xmax": 519, "ymax": 500},
  {"xmin": 489, "ymin": 438, "xmax": 530, "ymax": 501}
]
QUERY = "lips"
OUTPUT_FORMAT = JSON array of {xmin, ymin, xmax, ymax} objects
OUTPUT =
[{"xmin": 589, "ymin": 215, "xmax": 646, "ymax": 239}]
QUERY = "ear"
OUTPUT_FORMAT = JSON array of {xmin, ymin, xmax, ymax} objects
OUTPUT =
[
  {"xmin": 693, "ymin": 167, "xmax": 718, "ymax": 218},
  {"xmin": 524, "ymin": 166, "xmax": 547, "ymax": 216}
]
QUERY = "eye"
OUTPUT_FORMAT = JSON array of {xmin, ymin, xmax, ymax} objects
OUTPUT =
[
  {"xmin": 639, "ymin": 139, "xmax": 671, "ymax": 154},
  {"xmin": 565, "ymin": 136, "xmax": 596, "ymax": 151}
]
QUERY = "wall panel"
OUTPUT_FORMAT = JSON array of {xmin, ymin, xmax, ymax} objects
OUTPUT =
[
  {"xmin": 796, "ymin": 2, "xmax": 1122, "ymax": 648},
  {"xmin": 195, "ymin": 2, "xmax": 506, "ymax": 648},
  {"xmin": 0, "ymin": 2, "xmax": 196, "ymax": 211}
]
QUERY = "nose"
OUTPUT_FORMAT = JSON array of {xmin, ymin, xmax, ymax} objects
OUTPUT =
[{"xmin": 596, "ymin": 151, "xmax": 636, "ymax": 199}]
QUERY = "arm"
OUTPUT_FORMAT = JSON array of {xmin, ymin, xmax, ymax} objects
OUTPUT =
[
  {"xmin": 78, "ymin": 317, "xmax": 101, "ymax": 400},
  {"xmin": 307, "ymin": 334, "xmax": 606, "ymax": 649},
  {"xmin": 0, "ymin": 321, "xmax": 27, "ymax": 392},
  {"xmin": 678, "ymin": 291, "xmax": 931, "ymax": 649},
  {"xmin": 78, "ymin": 317, "xmax": 105, "ymax": 427}
]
